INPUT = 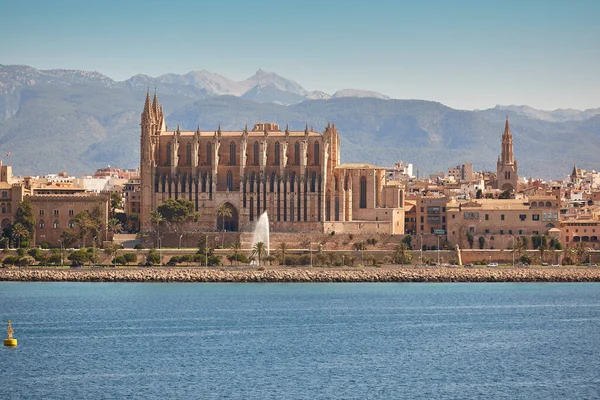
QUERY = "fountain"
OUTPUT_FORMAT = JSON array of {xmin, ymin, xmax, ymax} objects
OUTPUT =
[{"xmin": 251, "ymin": 211, "xmax": 270, "ymax": 257}]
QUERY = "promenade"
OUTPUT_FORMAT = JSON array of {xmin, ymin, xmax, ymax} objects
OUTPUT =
[{"xmin": 2, "ymin": 266, "xmax": 600, "ymax": 283}]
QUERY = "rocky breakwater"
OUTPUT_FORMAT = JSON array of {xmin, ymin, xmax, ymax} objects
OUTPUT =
[{"xmin": 1, "ymin": 267, "xmax": 600, "ymax": 283}]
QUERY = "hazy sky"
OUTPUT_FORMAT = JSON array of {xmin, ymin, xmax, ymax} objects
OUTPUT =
[{"xmin": 1, "ymin": 0, "xmax": 598, "ymax": 110}]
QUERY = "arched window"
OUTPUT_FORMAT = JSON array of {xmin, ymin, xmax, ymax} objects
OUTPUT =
[
  {"xmin": 360, "ymin": 176, "xmax": 367, "ymax": 208},
  {"xmin": 274, "ymin": 142, "xmax": 280, "ymax": 165},
  {"xmin": 206, "ymin": 142, "xmax": 212, "ymax": 165},
  {"xmin": 53, "ymin": 220, "xmax": 60, "ymax": 229},
  {"xmin": 314, "ymin": 141, "xmax": 320, "ymax": 165},
  {"xmin": 230, "ymin": 141, "xmax": 236, "ymax": 166},
  {"xmin": 311, "ymin": 172, "xmax": 317, "ymax": 192},
  {"xmin": 334, "ymin": 176, "xmax": 338, "ymax": 191},
  {"xmin": 166, "ymin": 143, "xmax": 172, "ymax": 166},
  {"xmin": 270, "ymin": 173, "xmax": 276, "ymax": 193},
  {"xmin": 0, "ymin": 203, "xmax": 5, "ymax": 214},
  {"xmin": 250, "ymin": 173, "xmax": 256, "ymax": 193},
  {"xmin": 253, "ymin": 142, "xmax": 259, "ymax": 165},
  {"xmin": 161, "ymin": 174, "xmax": 166, "ymax": 192},
  {"xmin": 181, "ymin": 174, "xmax": 187, "ymax": 193},
  {"xmin": 249, "ymin": 198, "xmax": 254, "ymax": 221},
  {"xmin": 202, "ymin": 173, "xmax": 207, "ymax": 192},
  {"xmin": 186, "ymin": 143, "xmax": 192, "ymax": 166},
  {"xmin": 227, "ymin": 170, "xmax": 233, "ymax": 191},
  {"xmin": 68, "ymin": 220, "xmax": 75, "ymax": 229},
  {"xmin": 294, "ymin": 142, "xmax": 300, "ymax": 165},
  {"xmin": 545, "ymin": 201, "xmax": 552, "ymax": 207},
  {"xmin": 39, "ymin": 220, "xmax": 45, "ymax": 229},
  {"xmin": 335, "ymin": 198, "xmax": 340, "ymax": 221},
  {"xmin": 290, "ymin": 173, "xmax": 296, "ymax": 193}
]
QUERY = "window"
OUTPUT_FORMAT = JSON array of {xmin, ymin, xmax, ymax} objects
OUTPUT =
[
  {"xmin": 53, "ymin": 209, "xmax": 59, "ymax": 216},
  {"xmin": 68, "ymin": 220, "xmax": 75, "ymax": 229},
  {"xmin": 227, "ymin": 170, "xmax": 233, "ymax": 191},
  {"xmin": 452, "ymin": 214, "xmax": 455, "ymax": 219},
  {"xmin": 501, "ymin": 214, "xmax": 505, "ymax": 221},
  {"xmin": 254, "ymin": 142, "xmax": 259, "ymax": 166},
  {"xmin": 484, "ymin": 229, "xmax": 490, "ymax": 234},
  {"xmin": 40, "ymin": 210, "xmax": 45, "ymax": 216},
  {"xmin": 519, "ymin": 214, "xmax": 526, "ymax": 221},
  {"xmin": 69, "ymin": 209, "xmax": 74, "ymax": 216},
  {"xmin": 39, "ymin": 221, "xmax": 45, "ymax": 229},
  {"xmin": 485, "ymin": 214, "xmax": 489, "ymax": 221},
  {"xmin": 420, "ymin": 216, "xmax": 424, "ymax": 223},
  {"xmin": 294, "ymin": 142, "xmax": 300, "ymax": 166},
  {"xmin": 359, "ymin": 177, "xmax": 367, "ymax": 208},
  {"xmin": 314, "ymin": 142, "xmax": 320, "ymax": 165},
  {"xmin": 166, "ymin": 143, "xmax": 172, "ymax": 166},
  {"xmin": 186, "ymin": 143, "xmax": 192, "ymax": 166},
  {"xmin": 206, "ymin": 143, "xmax": 212, "ymax": 165},
  {"xmin": 229, "ymin": 141, "xmax": 236, "ymax": 166},
  {"xmin": 500, "ymin": 229, "xmax": 504, "ymax": 235},
  {"xmin": 532, "ymin": 214, "xmax": 540, "ymax": 221},
  {"xmin": 274, "ymin": 142, "xmax": 280, "ymax": 166},
  {"xmin": 1, "ymin": 191, "xmax": 6, "ymax": 198},
  {"xmin": 53, "ymin": 220, "xmax": 59, "ymax": 229},
  {"xmin": 428, "ymin": 206, "xmax": 440, "ymax": 214}
]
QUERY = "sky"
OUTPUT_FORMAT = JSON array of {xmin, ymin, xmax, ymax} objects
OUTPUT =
[{"xmin": 1, "ymin": 0, "xmax": 599, "ymax": 110}]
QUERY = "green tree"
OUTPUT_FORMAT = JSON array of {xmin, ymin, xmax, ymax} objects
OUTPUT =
[
  {"xmin": 150, "ymin": 211, "xmax": 164, "ymax": 247},
  {"xmin": 499, "ymin": 190, "xmax": 511, "ymax": 199},
  {"xmin": 230, "ymin": 242, "xmax": 242, "ymax": 266},
  {"xmin": 478, "ymin": 236, "xmax": 486, "ymax": 249},
  {"xmin": 252, "ymin": 241, "xmax": 267, "ymax": 267},
  {"xmin": 126, "ymin": 213, "xmax": 140, "ymax": 233},
  {"xmin": 74, "ymin": 206, "xmax": 104, "ymax": 248},
  {"xmin": 11, "ymin": 222, "xmax": 30, "ymax": 249},
  {"xmin": 157, "ymin": 198, "xmax": 199, "ymax": 242},
  {"xmin": 146, "ymin": 248, "xmax": 161, "ymax": 266},
  {"xmin": 401, "ymin": 235, "xmax": 412, "ymax": 249},
  {"xmin": 476, "ymin": 189, "xmax": 483, "ymax": 199},
  {"xmin": 110, "ymin": 191, "xmax": 124, "ymax": 218},
  {"xmin": 14, "ymin": 198, "xmax": 35, "ymax": 238},
  {"xmin": 60, "ymin": 229, "xmax": 79, "ymax": 248},
  {"xmin": 393, "ymin": 243, "xmax": 412, "ymax": 265},
  {"xmin": 68, "ymin": 249, "xmax": 90, "ymax": 267},
  {"xmin": 278, "ymin": 242, "xmax": 288, "ymax": 266},
  {"xmin": 466, "ymin": 232, "xmax": 474, "ymax": 249},
  {"xmin": 107, "ymin": 218, "xmax": 122, "ymax": 235}
]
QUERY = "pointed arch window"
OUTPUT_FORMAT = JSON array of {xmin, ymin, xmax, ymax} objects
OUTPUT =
[
  {"xmin": 311, "ymin": 172, "xmax": 317, "ymax": 192},
  {"xmin": 39, "ymin": 220, "xmax": 45, "ymax": 229},
  {"xmin": 360, "ymin": 176, "xmax": 367, "ymax": 208},
  {"xmin": 181, "ymin": 175, "xmax": 187, "ymax": 193},
  {"xmin": 335, "ymin": 198, "xmax": 340, "ymax": 221},
  {"xmin": 53, "ymin": 220, "xmax": 60, "ymax": 229},
  {"xmin": 274, "ymin": 142, "xmax": 280, "ymax": 166},
  {"xmin": 227, "ymin": 170, "xmax": 233, "ymax": 191},
  {"xmin": 68, "ymin": 220, "xmax": 75, "ymax": 229},
  {"xmin": 206, "ymin": 143, "xmax": 212, "ymax": 165},
  {"xmin": 294, "ymin": 142, "xmax": 300, "ymax": 166},
  {"xmin": 270, "ymin": 173, "xmax": 276, "ymax": 193},
  {"xmin": 290, "ymin": 173, "xmax": 296, "ymax": 193},
  {"xmin": 250, "ymin": 173, "xmax": 256, "ymax": 193},
  {"xmin": 253, "ymin": 142, "xmax": 259, "ymax": 166},
  {"xmin": 186, "ymin": 143, "xmax": 192, "ymax": 166},
  {"xmin": 166, "ymin": 143, "xmax": 172, "ymax": 166},
  {"xmin": 230, "ymin": 141, "xmax": 236, "ymax": 166},
  {"xmin": 314, "ymin": 141, "xmax": 320, "ymax": 165}
]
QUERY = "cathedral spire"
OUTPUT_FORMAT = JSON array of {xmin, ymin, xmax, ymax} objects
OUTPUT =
[
  {"xmin": 152, "ymin": 90, "xmax": 160, "ymax": 116},
  {"xmin": 503, "ymin": 115, "xmax": 511, "ymax": 139},
  {"xmin": 143, "ymin": 90, "xmax": 152, "ymax": 118}
]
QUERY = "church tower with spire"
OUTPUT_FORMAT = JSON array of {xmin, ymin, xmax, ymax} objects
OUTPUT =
[{"xmin": 496, "ymin": 116, "xmax": 518, "ymax": 191}]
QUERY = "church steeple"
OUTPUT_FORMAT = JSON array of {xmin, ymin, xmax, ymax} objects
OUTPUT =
[
  {"xmin": 501, "ymin": 116, "xmax": 514, "ymax": 164},
  {"xmin": 496, "ymin": 116, "xmax": 518, "ymax": 192}
]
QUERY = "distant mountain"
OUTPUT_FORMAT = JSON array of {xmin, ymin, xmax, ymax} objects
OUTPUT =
[{"xmin": 0, "ymin": 64, "xmax": 599, "ymax": 179}]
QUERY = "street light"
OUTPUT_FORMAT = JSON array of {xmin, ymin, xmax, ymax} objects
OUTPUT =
[
  {"xmin": 179, "ymin": 234, "xmax": 183, "ymax": 249},
  {"xmin": 419, "ymin": 234, "xmax": 423, "ymax": 265},
  {"xmin": 205, "ymin": 234, "xmax": 208, "ymax": 267},
  {"xmin": 158, "ymin": 237, "xmax": 162, "ymax": 266},
  {"xmin": 310, "ymin": 242, "xmax": 313, "ymax": 268},
  {"xmin": 93, "ymin": 236, "xmax": 97, "ymax": 267},
  {"xmin": 59, "ymin": 239, "xmax": 63, "ymax": 267},
  {"xmin": 437, "ymin": 235, "xmax": 440, "ymax": 266},
  {"xmin": 511, "ymin": 235, "xmax": 515, "ymax": 267}
]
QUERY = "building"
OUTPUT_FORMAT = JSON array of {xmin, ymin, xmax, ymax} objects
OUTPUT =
[
  {"xmin": 139, "ymin": 92, "xmax": 405, "ymax": 235},
  {"xmin": 496, "ymin": 117, "xmax": 518, "ymax": 191}
]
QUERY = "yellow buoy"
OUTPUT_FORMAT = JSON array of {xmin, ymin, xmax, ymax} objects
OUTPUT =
[{"xmin": 4, "ymin": 320, "xmax": 17, "ymax": 347}]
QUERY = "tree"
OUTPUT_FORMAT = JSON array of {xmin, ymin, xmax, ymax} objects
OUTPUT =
[
  {"xmin": 14, "ymin": 199, "xmax": 35, "ymax": 238},
  {"xmin": 230, "ymin": 242, "xmax": 242, "ymax": 266},
  {"xmin": 157, "ymin": 198, "xmax": 199, "ymax": 243},
  {"xmin": 146, "ymin": 248, "xmax": 160, "ymax": 266},
  {"xmin": 216, "ymin": 204, "xmax": 233, "ymax": 247},
  {"xmin": 499, "ymin": 190, "xmax": 511, "ymax": 199},
  {"xmin": 74, "ymin": 206, "xmax": 103, "ymax": 248},
  {"xmin": 478, "ymin": 236, "xmax": 486, "ymax": 249},
  {"xmin": 401, "ymin": 235, "xmax": 412, "ymax": 249},
  {"xmin": 466, "ymin": 232, "xmax": 474, "ymax": 249},
  {"xmin": 110, "ymin": 191, "xmax": 124, "ymax": 218},
  {"xmin": 150, "ymin": 211, "xmax": 164, "ymax": 247},
  {"xmin": 60, "ymin": 229, "xmax": 79, "ymax": 248},
  {"xmin": 476, "ymin": 189, "xmax": 483, "ymax": 199},
  {"xmin": 107, "ymin": 218, "xmax": 122, "ymax": 236},
  {"xmin": 393, "ymin": 243, "xmax": 412, "ymax": 265},
  {"xmin": 105, "ymin": 243, "xmax": 123, "ymax": 267},
  {"xmin": 126, "ymin": 213, "xmax": 140, "ymax": 233},
  {"xmin": 68, "ymin": 249, "xmax": 90, "ymax": 267},
  {"xmin": 11, "ymin": 222, "xmax": 30, "ymax": 249},
  {"xmin": 278, "ymin": 242, "xmax": 288, "ymax": 266},
  {"xmin": 252, "ymin": 241, "xmax": 267, "ymax": 267}
]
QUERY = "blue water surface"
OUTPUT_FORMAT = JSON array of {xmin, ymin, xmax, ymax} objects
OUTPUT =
[{"xmin": 1, "ymin": 282, "xmax": 599, "ymax": 399}]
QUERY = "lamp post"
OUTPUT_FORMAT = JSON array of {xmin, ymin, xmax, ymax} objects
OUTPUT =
[
  {"xmin": 310, "ymin": 242, "xmax": 313, "ymax": 268},
  {"xmin": 93, "ymin": 236, "xmax": 97, "ymax": 267},
  {"xmin": 179, "ymin": 234, "xmax": 183, "ymax": 249},
  {"xmin": 419, "ymin": 234, "xmax": 423, "ymax": 265},
  {"xmin": 158, "ymin": 237, "xmax": 162, "ymax": 266},
  {"xmin": 205, "ymin": 234, "xmax": 208, "ymax": 267},
  {"xmin": 511, "ymin": 235, "xmax": 515, "ymax": 267},
  {"xmin": 59, "ymin": 239, "xmax": 63, "ymax": 267},
  {"xmin": 437, "ymin": 235, "xmax": 440, "ymax": 266}
]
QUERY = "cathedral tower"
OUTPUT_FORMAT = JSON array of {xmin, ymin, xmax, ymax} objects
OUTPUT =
[{"xmin": 496, "ymin": 116, "xmax": 518, "ymax": 191}]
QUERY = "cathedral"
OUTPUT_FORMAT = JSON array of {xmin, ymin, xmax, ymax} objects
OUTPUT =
[{"xmin": 139, "ymin": 92, "xmax": 405, "ymax": 234}]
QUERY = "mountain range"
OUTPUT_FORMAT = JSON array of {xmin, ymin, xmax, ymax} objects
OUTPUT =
[{"xmin": 0, "ymin": 64, "xmax": 599, "ymax": 179}]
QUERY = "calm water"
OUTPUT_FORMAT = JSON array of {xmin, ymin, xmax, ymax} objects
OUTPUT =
[{"xmin": 1, "ymin": 283, "xmax": 599, "ymax": 399}]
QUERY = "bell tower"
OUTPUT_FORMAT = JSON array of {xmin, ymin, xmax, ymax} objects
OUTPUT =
[
  {"xmin": 496, "ymin": 116, "xmax": 518, "ymax": 192},
  {"xmin": 140, "ymin": 90, "xmax": 157, "ymax": 229}
]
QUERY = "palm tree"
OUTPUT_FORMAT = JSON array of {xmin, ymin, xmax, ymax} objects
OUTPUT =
[
  {"xmin": 252, "ymin": 241, "xmax": 267, "ymax": 267},
  {"xmin": 216, "ymin": 204, "xmax": 233, "ymax": 248},
  {"xmin": 150, "ymin": 211, "xmax": 164, "ymax": 248},
  {"xmin": 230, "ymin": 242, "xmax": 242, "ymax": 266},
  {"xmin": 394, "ymin": 242, "xmax": 411, "ymax": 265},
  {"xmin": 278, "ymin": 242, "xmax": 288, "ymax": 266},
  {"xmin": 11, "ymin": 223, "xmax": 30, "ymax": 248},
  {"xmin": 107, "ymin": 218, "xmax": 122, "ymax": 237}
]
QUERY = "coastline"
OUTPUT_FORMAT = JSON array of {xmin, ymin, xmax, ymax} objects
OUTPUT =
[{"xmin": 1, "ymin": 266, "xmax": 600, "ymax": 283}]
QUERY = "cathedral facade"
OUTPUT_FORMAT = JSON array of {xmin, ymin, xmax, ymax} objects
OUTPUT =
[{"xmin": 139, "ymin": 92, "xmax": 405, "ymax": 234}]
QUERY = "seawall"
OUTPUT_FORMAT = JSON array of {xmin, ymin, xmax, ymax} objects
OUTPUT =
[{"xmin": 1, "ymin": 266, "xmax": 600, "ymax": 283}]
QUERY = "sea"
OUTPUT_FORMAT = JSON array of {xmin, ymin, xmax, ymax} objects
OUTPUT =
[{"xmin": 1, "ymin": 282, "xmax": 599, "ymax": 399}]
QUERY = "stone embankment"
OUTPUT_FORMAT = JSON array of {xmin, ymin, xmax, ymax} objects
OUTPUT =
[{"xmin": 1, "ymin": 267, "xmax": 600, "ymax": 283}]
